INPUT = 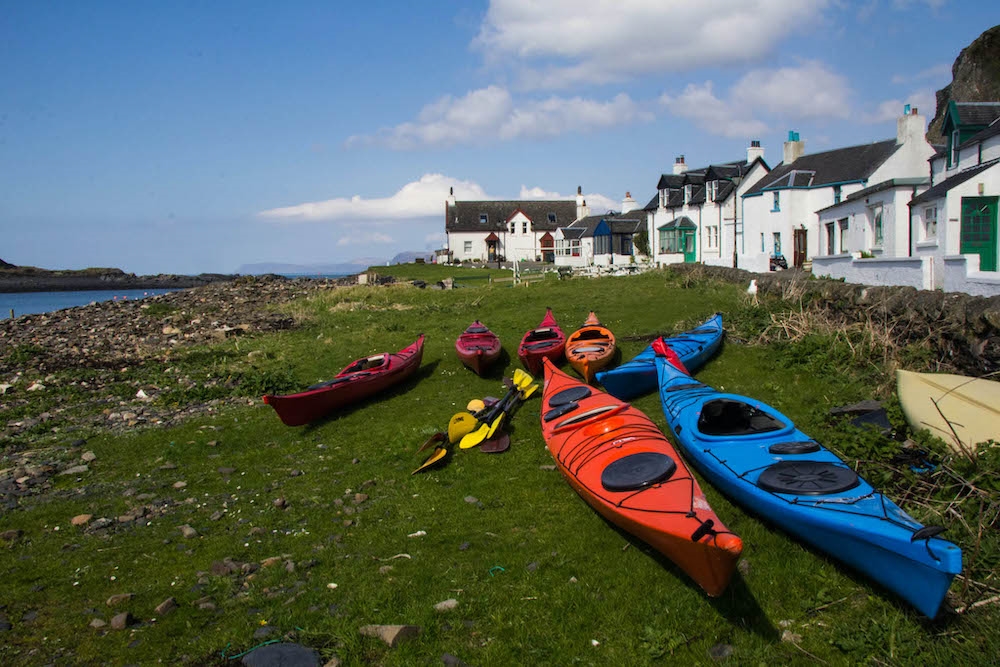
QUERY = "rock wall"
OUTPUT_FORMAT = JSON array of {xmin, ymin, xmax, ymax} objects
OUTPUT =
[
  {"xmin": 927, "ymin": 24, "xmax": 1000, "ymax": 144},
  {"xmin": 668, "ymin": 265, "xmax": 1000, "ymax": 375}
]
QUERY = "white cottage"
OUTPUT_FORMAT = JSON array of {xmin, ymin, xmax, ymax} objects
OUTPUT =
[
  {"xmin": 444, "ymin": 188, "xmax": 585, "ymax": 263},
  {"xmin": 743, "ymin": 108, "xmax": 934, "ymax": 273}
]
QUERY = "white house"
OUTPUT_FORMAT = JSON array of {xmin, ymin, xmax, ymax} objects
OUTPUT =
[
  {"xmin": 908, "ymin": 103, "xmax": 1000, "ymax": 296},
  {"xmin": 743, "ymin": 108, "xmax": 935, "ymax": 274},
  {"xmin": 554, "ymin": 197, "xmax": 646, "ymax": 269},
  {"xmin": 444, "ymin": 188, "xmax": 585, "ymax": 263},
  {"xmin": 646, "ymin": 143, "xmax": 770, "ymax": 269}
]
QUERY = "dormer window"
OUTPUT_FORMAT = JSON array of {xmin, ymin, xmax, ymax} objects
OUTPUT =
[
  {"xmin": 548, "ymin": 212, "xmax": 557, "ymax": 223},
  {"xmin": 659, "ymin": 189, "xmax": 667, "ymax": 208},
  {"xmin": 833, "ymin": 185, "xmax": 842, "ymax": 204},
  {"xmin": 772, "ymin": 191, "xmax": 781, "ymax": 212},
  {"xmin": 706, "ymin": 180, "xmax": 717, "ymax": 201},
  {"xmin": 684, "ymin": 184, "xmax": 692, "ymax": 204},
  {"xmin": 480, "ymin": 213, "xmax": 488, "ymax": 224},
  {"xmin": 950, "ymin": 129, "xmax": 960, "ymax": 168}
]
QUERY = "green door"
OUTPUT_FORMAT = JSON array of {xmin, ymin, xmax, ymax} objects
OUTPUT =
[
  {"xmin": 960, "ymin": 197, "xmax": 998, "ymax": 272},
  {"xmin": 682, "ymin": 230, "xmax": 697, "ymax": 263}
]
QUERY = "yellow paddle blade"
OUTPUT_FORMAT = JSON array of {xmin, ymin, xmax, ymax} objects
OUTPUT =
[
  {"xmin": 459, "ymin": 423, "xmax": 490, "ymax": 449},
  {"xmin": 466, "ymin": 399, "xmax": 486, "ymax": 413},
  {"xmin": 520, "ymin": 383, "xmax": 539, "ymax": 400},
  {"xmin": 448, "ymin": 413, "xmax": 477, "ymax": 444},
  {"xmin": 486, "ymin": 412, "xmax": 505, "ymax": 439},
  {"xmin": 513, "ymin": 368, "xmax": 534, "ymax": 390},
  {"xmin": 412, "ymin": 447, "xmax": 448, "ymax": 474},
  {"xmin": 417, "ymin": 431, "xmax": 446, "ymax": 452}
]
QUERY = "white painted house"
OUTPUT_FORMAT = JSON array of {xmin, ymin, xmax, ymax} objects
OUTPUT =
[
  {"xmin": 908, "ymin": 103, "xmax": 1000, "ymax": 296},
  {"xmin": 744, "ymin": 108, "xmax": 935, "ymax": 274},
  {"xmin": 444, "ymin": 188, "xmax": 585, "ymax": 263},
  {"xmin": 646, "ymin": 144, "xmax": 770, "ymax": 269},
  {"xmin": 554, "ymin": 192, "xmax": 647, "ymax": 268}
]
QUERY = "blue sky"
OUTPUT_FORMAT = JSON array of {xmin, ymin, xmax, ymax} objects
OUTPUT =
[{"xmin": 2, "ymin": 1, "xmax": 998, "ymax": 274}]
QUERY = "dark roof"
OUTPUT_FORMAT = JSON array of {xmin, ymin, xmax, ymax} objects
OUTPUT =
[
  {"xmin": 910, "ymin": 158, "xmax": 1000, "ymax": 206},
  {"xmin": 654, "ymin": 157, "xmax": 769, "ymax": 207},
  {"xmin": 609, "ymin": 219, "xmax": 645, "ymax": 234},
  {"xmin": 744, "ymin": 139, "xmax": 899, "ymax": 196},
  {"xmin": 815, "ymin": 177, "xmax": 929, "ymax": 214},
  {"xmin": 955, "ymin": 102, "xmax": 1000, "ymax": 127},
  {"xmin": 561, "ymin": 212, "xmax": 645, "ymax": 238},
  {"xmin": 446, "ymin": 200, "xmax": 578, "ymax": 232}
]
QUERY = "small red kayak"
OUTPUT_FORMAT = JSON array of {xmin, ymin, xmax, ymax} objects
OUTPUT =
[
  {"xmin": 541, "ymin": 358, "xmax": 742, "ymax": 596},
  {"xmin": 263, "ymin": 335, "xmax": 424, "ymax": 426},
  {"xmin": 518, "ymin": 307, "xmax": 565, "ymax": 376},
  {"xmin": 455, "ymin": 321, "xmax": 502, "ymax": 376}
]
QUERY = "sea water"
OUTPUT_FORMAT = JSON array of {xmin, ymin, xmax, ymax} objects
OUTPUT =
[{"xmin": 1, "ymin": 289, "xmax": 176, "ymax": 318}]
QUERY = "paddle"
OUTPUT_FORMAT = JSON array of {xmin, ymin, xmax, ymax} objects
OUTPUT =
[
  {"xmin": 412, "ymin": 446, "xmax": 448, "ymax": 474},
  {"xmin": 460, "ymin": 377, "xmax": 538, "ymax": 449},
  {"xmin": 416, "ymin": 431, "xmax": 446, "ymax": 453},
  {"xmin": 480, "ymin": 432, "xmax": 510, "ymax": 453},
  {"xmin": 459, "ymin": 384, "xmax": 519, "ymax": 449}
]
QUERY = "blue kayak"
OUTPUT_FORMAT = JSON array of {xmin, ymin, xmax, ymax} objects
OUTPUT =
[
  {"xmin": 596, "ymin": 313, "xmax": 723, "ymax": 400},
  {"xmin": 652, "ymin": 339, "xmax": 961, "ymax": 618}
]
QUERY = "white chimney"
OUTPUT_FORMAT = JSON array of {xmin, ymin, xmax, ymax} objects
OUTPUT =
[
  {"xmin": 576, "ymin": 186, "xmax": 590, "ymax": 220},
  {"xmin": 621, "ymin": 191, "xmax": 637, "ymax": 214},
  {"xmin": 783, "ymin": 131, "xmax": 804, "ymax": 165},
  {"xmin": 446, "ymin": 186, "xmax": 456, "ymax": 207},
  {"xmin": 747, "ymin": 139, "xmax": 764, "ymax": 164},
  {"xmin": 673, "ymin": 155, "xmax": 688, "ymax": 175},
  {"xmin": 897, "ymin": 105, "xmax": 925, "ymax": 145}
]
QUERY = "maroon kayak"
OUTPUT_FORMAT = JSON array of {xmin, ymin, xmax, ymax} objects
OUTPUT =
[
  {"xmin": 263, "ymin": 335, "xmax": 424, "ymax": 426},
  {"xmin": 455, "ymin": 320, "xmax": 501, "ymax": 376},
  {"xmin": 518, "ymin": 308, "xmax": 565, "ymax": 376}
]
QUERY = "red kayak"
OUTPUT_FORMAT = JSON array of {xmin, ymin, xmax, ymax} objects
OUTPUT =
[
  {"xmin": 455, "ymin": 321, "xmax": 501, "ymax": 376},
  {"xmin": 541, "ymin": 358, "xmax": 742, "ymax": 596},
  {"xmin": 518, "ymin": 308, "xmax": 565, "ymax": 376},
  {"xmin": 263, "ymin": 335, "xmax": 424, "ymax": 426}
]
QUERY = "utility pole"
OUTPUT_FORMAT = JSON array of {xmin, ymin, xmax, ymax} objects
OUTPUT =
[{"xmin": 731, "ymin": 171, "xmax": 744, "ymax": 269}]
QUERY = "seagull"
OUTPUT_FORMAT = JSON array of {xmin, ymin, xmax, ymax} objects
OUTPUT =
[{"xmin": 747, "ymin": 279, "xmax": 758, "ymax": 295}]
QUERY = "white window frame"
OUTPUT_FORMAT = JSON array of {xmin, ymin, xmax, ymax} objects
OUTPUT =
[
  {"xmin": 838, "ymin": 219, "xmax": 849, "ymax": 253},
  {"xmin": 463, "ymin": 241, "xmax": 473, "ymax": 253},
  {"xmin": 923, "ymin": 206, "xmax": 938, "ymax": 240}
]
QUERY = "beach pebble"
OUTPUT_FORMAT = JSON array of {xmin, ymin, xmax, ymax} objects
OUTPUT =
[
  {"xmin": 178, "ymin": 524, "xmax": 198, "ymax": 538},
  {"xmin": 71, "ymin": 514, "xmax": 93, "ymax": 526},
  {"xmin": 434, "ymin": 599, "xmax": 458, "ymax": 613}
]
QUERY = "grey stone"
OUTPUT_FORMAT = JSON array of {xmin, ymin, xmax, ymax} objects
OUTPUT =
[
  {"xmin": 110, "ymin": 612, "xmax": 131, "ymax": 630},
  {"xmin": 178, "ymin": 524, "xmax": 198, "ymax": 538},
  {"xmin": 154, "ymin": 597, "xmax": 177, "ymax": 616}
]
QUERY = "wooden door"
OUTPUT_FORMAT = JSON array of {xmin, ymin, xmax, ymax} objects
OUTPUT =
[{"xmin": 793, "ymin": 229, "xmax": 808, "ymax": 268}]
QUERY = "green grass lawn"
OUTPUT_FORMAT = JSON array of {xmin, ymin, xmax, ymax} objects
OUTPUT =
[{"xmin": 1, "ymin": 267, "xmax": 996, "ymax": 665}]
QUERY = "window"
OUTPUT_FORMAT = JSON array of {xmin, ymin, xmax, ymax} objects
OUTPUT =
[
  {"xmin": 707, "ymin": 225, "xmax": 719, "ymax": 248},
  {"xmin": 509, "ymin": 221, "xmax": 516, "ymax": 234},
  {"xmin": 479, "ymin": 213, "xmax": 488, "ymax": 224},
  {"xmin": 826, "ymin": 222, "xmax": 835, "ymax": 254},
  {"xmin": 620, "ymin": 235, "xmax": 633, "ymax": 255},
  {"xmin": 838, "ymin": 218, "xmax": 849, "ymax": 253},
  {"xmin": 760, "ymin": 233, "xmax": 765, "ymax": 252},
  {"xmin": 522, "ymin": 221, "xmax": 528, "ymax": 234},
  {"xmin": 659, "ymin": 189, "xmax": 667, "ymax": 208},
  {"xmin": 555, "ymin": 239, "xmax": 581, "ymax": 257},
  {"xmin": 660, "ymin": 231, "xmax": 681, "ymax": 254},
  {"xmin": 772, "ymin": 191, "xmax": 780, "ymax": 212},
  {"xmin": 773, "ymin": 232, "xmax": 782, "ymax": 255},
  {"xmin": 684, "ymin": 185, "xmax": 692, "ymax": 204},
  {"xmin": 924, "ymin": 206, "xmax": 937, "ymax": 239},
  {"xmin": 950, "ymin": 129, "xmax": 960, "ymax": 168},
  {"xmin": 463, "ymin": 241, "xmax": 473, "ymax": 253},
  {"xmin": 706, "ymin": 181, "xmax": 717, "ymax": 201},
  {"xmin": 548, "ymin": 212, "xmax": 557, "ymax": 223},
  {"xmin": 833, "ymin": 185, "xmax": 842, "ymax": 204},
  {"xmin": 594, "ymin": 234, "xmax": 611, "ymax": 255},
  {"xmin": 871, "ymin": 206, "xmax": 883, "ymax": 246}
]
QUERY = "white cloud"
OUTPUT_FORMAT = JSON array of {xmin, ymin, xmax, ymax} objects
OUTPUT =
[
  {"xmin": 258, "ymin": 173, "xmax": 487, "ymax": 222},
  {"xmin": 348, "ymin": 86, "xmax": 652, "ymax": 150},
  {"xmin": 890, "ymin": 63, "xmax": 951, "ymax": 85},
  {"xmin": 518, "ymin": 185, "xmax": 617, "ymax": 214},
  {"xmin": 892, "ymin": 0, "xmax": 947, "ymax": 9},
  {"xmin": 862, "ymin": 89, "xmax": 936, "ymax": 123},
  {"xmin": 730, "ymin": 61, "xmax": 852, "ymax": 119},
  {"xmin": 474, "ymin": 0, "xmax": 828, "ymax": 89},
  {"xmin": 659, "ymin": 83, "xmax": 769, "ymax": 139},
  {"xmin": 424, "ymin": 232, "xmax": 447, "ymax": 245}
]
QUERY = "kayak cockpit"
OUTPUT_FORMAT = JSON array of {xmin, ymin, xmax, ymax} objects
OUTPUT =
[{"xmin": 697, "ymin": 399, "xmax": 785, "ymax": 437}]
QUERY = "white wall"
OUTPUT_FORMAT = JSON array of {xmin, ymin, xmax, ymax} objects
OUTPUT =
[
  {"xmin": 812, "ymin": 254, "xmax": 933, "ymax": 290},
  {"xmin": 911, "ymin": 195, "xmax": 947, "ymax": 288},
  {"xmin": 944, "ymin": 254, "xmax": 1000, "ymax": 297}
]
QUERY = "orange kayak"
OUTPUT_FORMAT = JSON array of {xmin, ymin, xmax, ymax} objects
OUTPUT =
[
  {"xmin": 541, "ymin": 358, "xmax": 742, "ymax": 596},
  {"xmin": 565, "ymin": 311, "xmax": 616, "ymax": 384}
]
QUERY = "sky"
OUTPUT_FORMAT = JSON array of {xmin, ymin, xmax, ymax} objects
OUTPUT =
[{"xmin": 3, "ymin": 1, "xmax": 999, "ymax": 275}]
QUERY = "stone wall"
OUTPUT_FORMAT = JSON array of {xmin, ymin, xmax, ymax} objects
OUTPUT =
[{"xmin": 667, "ymin": 264, "xmax": 1000, "ymax": 375}]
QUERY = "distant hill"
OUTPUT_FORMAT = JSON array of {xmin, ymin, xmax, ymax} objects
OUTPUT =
[
  {"xmin": 927, "ymin": 24, "xmax": 1000, "ymax": 143},
  {"xmin": 237, "ymin": 258, "xmax": 385, "ymax": 275},
  {"xmin": 389, "ymin": 251, "xmax": 434, "ymax": 265}
]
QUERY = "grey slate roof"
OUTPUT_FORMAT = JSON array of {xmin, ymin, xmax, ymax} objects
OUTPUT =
[
  {"xmin": 959, "ymin": 117, "xmax": 1000, "ymax": 151},
  {"xmin": 561, "ymin": 212, "xmax": 645, "ymax": 238},
  {"xmin": 910, "ymin": 158, "xmax": 1000, "ymax": 206},
  {"xmin": 744, "ymin": 139, "xmax": 900, "ymax": 196},
  {"xmin": 446, "ymin": 200, "xmax": 578, "ymax": 233},
  {"xmin": 654, "ymin": 157, "xmax": 768, "ymax": 208},
  {"xmin": 815, "ymin": 177, "xmax": 929, "ymax": 214},
  {"xmin": 955, "ymin": 102, "xmax": 1000, "ymax": 127},
  {"xmin": 657, "ymin": 216, "xmax": 696, "ymax": 230}
]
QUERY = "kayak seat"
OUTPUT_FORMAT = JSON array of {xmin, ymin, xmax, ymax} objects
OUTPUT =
[
  {"xmin": 544, "ymin": 402, "xmax": 579, "ymax": 422},
  {"xmin": 602, "ymin": 452, "xmax": 677, "ymax": 492},
  {"xmin": 663, "ymin": 382, "xmax": 705, "ymax": 393},
  {"xmin": 466, "ymin": 326, "xmax": 489, "ymax": 334},
  {"xmin": 575, "ymin": 329, "xmax": 609, "ymax": 341},
  {"xmin": 757, "ymin": 460, "xmax": 860, "ymax": 496},
  {"xmin": 697, "ymin": 399, "xmax": 784, "ymax": 436},
  {"xmin": 769, "ymin": 441, "xmax": 821, "ymax": 455},
  {"xmin": 525, "ymin": 329, "xmax": 557, "ymax": 342},
  {"xmin": 525, "ymin": 341, "xmax": 558, "ymax": 350}
]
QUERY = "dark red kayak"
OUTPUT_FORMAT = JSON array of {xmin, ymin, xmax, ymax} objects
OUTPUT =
[
  {"xmin": 263, "ymin": 335, "xmax": 424, "ymax": 426},
  {"xmin": 518, "ymin": 308, "xmax": 565, "ymax": 376},
  {"xmin": 455, "ymin": 320, "xmax": 501, "ymax": 376}
]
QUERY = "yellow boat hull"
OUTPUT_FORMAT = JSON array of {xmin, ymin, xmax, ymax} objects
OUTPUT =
[{"xmin": 896, "ymin": 369, "xmax": 1000, "ymax": 454}]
